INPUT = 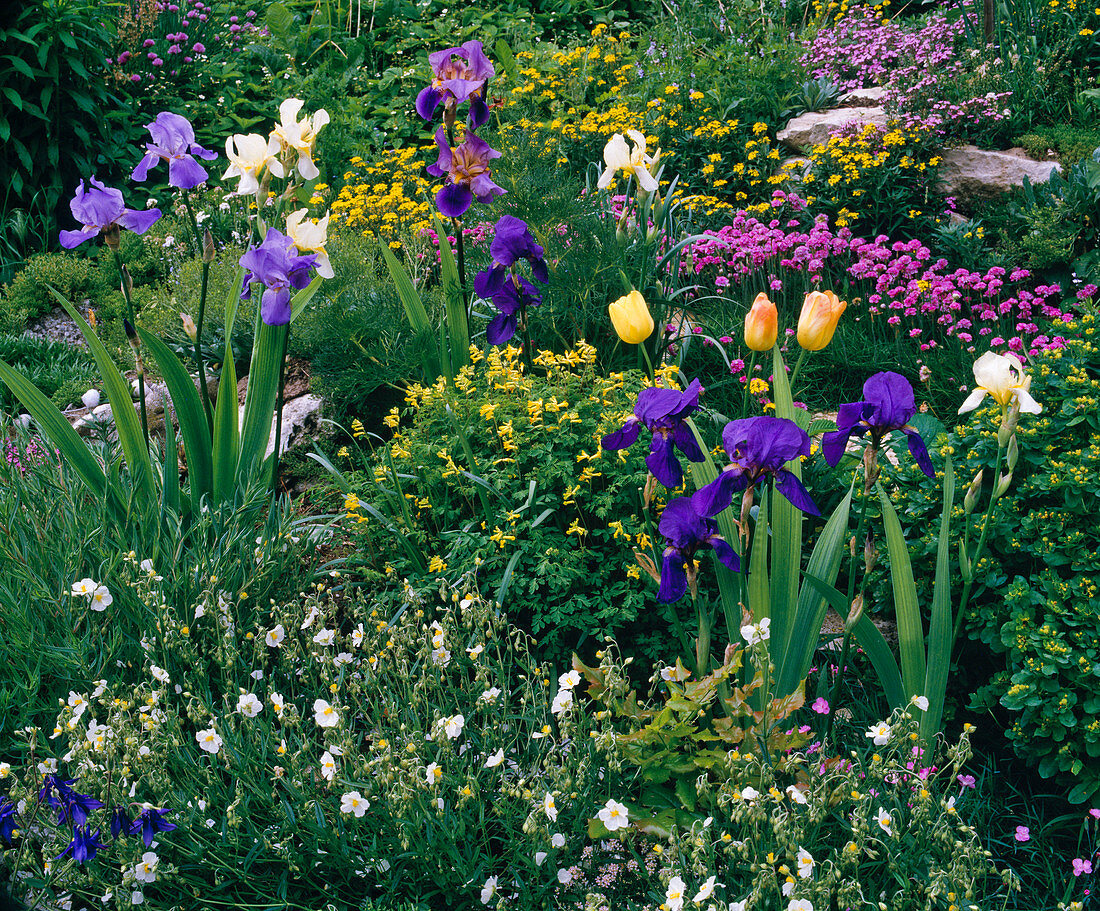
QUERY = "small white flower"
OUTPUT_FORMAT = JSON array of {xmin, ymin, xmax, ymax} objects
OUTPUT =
[
  {"xmin": 92, "ymin": 679, "xmax": 107, "ymax": 698},
  {"xmin": 67, "ymin": 692, "xmax": 88, "ymax": 719},
  {"xmin": 665, "ymin": 874, "xmax": 686, "ymax": 911},
  {"xmin": 133, "ymin": 852, "xmax": 158, "ymax": 884},
  {"xmin": 320, "ymin": 750, "xmax": 337, "ymax": 781},
  {"xmin": 131, "ymin": 892, "xmax": 144, "ymax": 905},
  {"xmin": 596, "ymin": 798, "xmax": 630, "ymax": 832},
  {"xmin": 340, "ymin": 791, "xmax": 369, "ymax": 817},
  {"xmin": 150, "ymin": 665, "xmax": 169, "ymax": 684},
  {"xmin": 71, "ymin": 578, "xmax": 97, "ymax": 597},
  {"xmin": 431, "ymin": 647, "xmax": 451, "ymax": 667},
  {"xmin": 550, "ymin": 689, "xmax": 573, "ymax": 715},
  {"xmin": 442, "ymin": 714, "xmax": 464, "ymax": 740},
  {"xmin": 788, "ymin": 900, "xmax": 814, "ymax": 911},
  {"xmin": 558, "ymin": 669, "xmax": 581, "ymax": 690},
  {"xmin": 660, "ymin": 661, "xmax": 692, "ymax": 682},
  {"xmin": 551, "ymin": 833, "xmax": 565, "ymax": 848},
  {"xmin": 334, "ymin": 651, "xmax": 353, "ymax": 667},
  {"xmin": 466, "ymin": 643, "xmax": 484, "ymax": 659},
  {"xmin": 876, "ymin": 807, "xmax": 894, "ymax": 835},
  {"xmin": 740, "ymin": 786, "xmax": 759, "ymax": 802},
  {"xmin": 740, "ymin": 617, "xmax": 771, "ymax": 645},
  {"xmin": 237, "ymin": 693, "xmax": 262, "ymax": 718},
  {"xmin": 693, "ymin": 874, "xmax": 717, "ymax": 902},
  {"xmin": 480, "ymin": 876, "xmax": 498, "ymax": 905},
  {"xmin": 913, "ymin": 695, "xmax": 930, "ymax": 711},
  {"xmin": 479, "ymin": 687, "xmax": 501, "ymax": 704},
  {"xmin": 301, "ymin": 605, "xmax": 320, "ymax": 629},
  {"xmin": 865, "ymin": 722, "xmax": 891, "ymax": 746},
  {"xmin": 351, "ymin": 623, "xmax": 365, "ymax": 648},
  {"xmin": 425, "ymin": 762, "xmax": 442, "ymax": 785},
  {"xmin": 543, "ymin": 791, "xmax": 558, "ymax": 822},
  {"xmin": 90, "ymin": 585, "xmax": 113, "ymax": 611},
  {"xmin": 556, "ymin": 868, "xmax": 573, "ymax": 885},
  {"xmin": 270, "ymin": 692, "xmax": 285, "ymax": 715},
  {"xmin": 730, "ymin": 901, "xmax": 747, "ymax": 911},
  {"xmin": 786, "ymin": 784, "xmax": 808, "ymax": 805},
  {"xmin": 796, "ymin": 847, "xmax": 814, "ymax": 878},
  {"xmin": 312, "ymin": 628, "xmax": 336, "ymax": 647},
  {"xmin": 196, "ymin": 728, "xmax": 222, "ymax": 754},
  {"xmin": 485, "ymin": 749, "xmax": 504, "ymax": 768},
  {"xmin": 265, "ymin": 625, "xmax": 286, "ymax": 647},
  {"xmin": 313, "ymin": 699, "xmax": 339, "ymax": 728}
]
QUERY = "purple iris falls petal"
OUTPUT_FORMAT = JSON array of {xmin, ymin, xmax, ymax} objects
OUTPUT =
[
  {"xmin": 59, "ymin": 177, "xmax": 162, "ymax": 248},
  {"xmin": 647, "ymin": 432, "xmax": 683, "ymax": 489},
  {"xmin": 261, "ymin": 286, "xmax": 292, "ymax": 326},
  {"xmin": 436, "ymin": 183, "xmax": 473, "ymax": 218},
  {"xmin": 712, "ymin": 415, "xmax": 818, "ymax": 515},
  {"xmin": 774, "ymin": 469, "xmax": 821, "ymax": 516},
  {"xmin": 603, "ymin": 379, "xmax": 705, "ymax": 488},
  {"xmin": 904, "ymin": 428, "xmax": 935, "ymax": 477},
  {"xmin": 474, "ymin": 266, "xmax": 505, "ymax": 298},
  {"xmin": 239, "ymin": 228, "xmax": 318, "ymax": 327},
  {"xmin": 485, "ymin": 310, "xmax": 517, "ymax": 344},
  {"xmin": 467, "ymin": 96, "xmax": 490, "ymax": 129},
  {"xmin": 821, "ymin": 400, "xmax": 871, "ymax": 465},
  {"xmin": 601, "ymin": 418, "xmax": 642, "ymax": 451},
  {"xmin": 131, "ymin": 111, "xmax": 214, "ymax": 189},
  {"xmin": 656, "ymin": 497, "xmax": 741, "ymax": 602},
  {"xmin": 416, "ymin": 85, "xmax": 443, "ymax": 121}
]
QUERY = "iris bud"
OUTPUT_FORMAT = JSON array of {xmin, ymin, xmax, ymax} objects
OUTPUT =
[
  {"xmin": 845, "ymin": 593, "xmax": 864, "ymax": 632},
  {"xmin": 608, "ymin": 289, "xmax": 654, "ymax": 345},
  {"xmin": 963, "ymin": 469, "xmax": 983, "ymax": 514},
  {"xmin": 181, "ymin": 312, "xmax": 198, "ymax": 343},
  {"xmin": 744, "ymin": 292, "xmax": 778, "ymax": 351},
  {"xmin": 797, "ymin": 289, "xmax": 846, "ymax": 351},
  {"xmin": 203, "ymin": 227, "xmax": 215, "ymax": 263}
]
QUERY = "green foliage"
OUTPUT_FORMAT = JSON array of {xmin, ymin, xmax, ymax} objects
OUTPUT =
[
  {"xmin": 1014, "ymin": 124, "xmax": 1100, "ymax": 166},
  {"xmin": 889, "ymin": 311, "xmax": 1100, "ymax": 803},
  {"xmin": 0, "ymin": 335, "xmax": 98, "ymax": 412},
  {"xmin": 1, "ymin": 251, "xmax": 105, "ymax": 323},
  {"xmin": 338, "ymin": 347, "xmax": 664, "ymax": 664},
  {"xmin": 0, "ymin": 0, "xmax": 140, "ymax": 254},
  {"xmin": 0, "ymin": 587, "xmax": 615, "ymax": 910}
]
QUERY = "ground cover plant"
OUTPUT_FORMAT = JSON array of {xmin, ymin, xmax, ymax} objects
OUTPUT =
[{"xmin": 2, "ymin": 0, "xmax": 1100, "ymax": 908}]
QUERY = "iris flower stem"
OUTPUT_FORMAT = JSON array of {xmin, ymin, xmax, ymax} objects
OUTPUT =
[
  {"xmin": 951, "ymin": 441, "xmax": 1005, "ymax": 650},
  {"xmin": 271, "ymin": 323, "xmax": 291, "ymax": 497},
  {"xmin": 113, "ymin": 250, "xmax": 149, "ymax": 449},
  {"xmin": 180, "ymin": 192, "xmax": 203, "ymax": 259},
  {"xmin": 196, "ymin": 261, "xmax": 214, "ymax": 437},
  {"xmin": 521, "ymin": 314, "xmax": 534, "ymax": 376},
  {"xmin": 693, "ymin": 591, "xmax": 710, "ymax": 679},
  {"xmin": 444, "ymin": 123, "xmax": 469, "ymax": 317},
  {"xmin": 824, "ymin": 458, "xmax": 872, "ymax": 746},
  {"xmin": 638, "ymin": 342, "xmax": 655, "ymax": 383}
]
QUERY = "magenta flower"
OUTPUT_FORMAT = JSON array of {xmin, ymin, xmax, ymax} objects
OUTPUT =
[
  {"xmin": 59, "ymin": 177, "xmax": 162, "ymax": 249},
  {"xmin": 812, "ymin": 697, "xmax": 829, "ymax": 714},
  {"xmin": 1072, "ymin": 858, "xmax": 1093, "ymax": 876},
  {"xmin": 692, "ymin": 416, "xmax": 819, "ymax": 517},
  {"xmin": 601, "ymin": 380, "xmax": 705, "ymax": 489},
  {"xmin": 957, "ymin": 774, "xmax": 976, "ymax": 789},
  {"xmin": 1014, "ymin": 826, "xmax": 1030, "ymax": 842},
  {"xmin": 132, "ymin": 111, "xmax": 216, "ymax": 189},
  {"xmin": 239, "ymin": 228, "xmax": 318, "ymax": 326},
  {"xmin": 657, "ymin": 497, "xmax": 741, "ymax": 602},
  {"xmin": 416, "ymin": 40, "xmax": 495, "ymax": 129},
  {"xmin": 426, "ymin": 127, "xmax": 504, "ymax": 218},
  {"xmin": 822, "ymin": 371, "xmax": 934, "ymax": 477}
]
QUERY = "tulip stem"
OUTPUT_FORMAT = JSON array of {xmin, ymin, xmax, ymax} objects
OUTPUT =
[
  {"xmin": 788, "ymin": 347, "xmax": 809, "ymax": 390},
  {"xmin": 639, "ymin": 343, "xmax": 655, "ymax": 383}
]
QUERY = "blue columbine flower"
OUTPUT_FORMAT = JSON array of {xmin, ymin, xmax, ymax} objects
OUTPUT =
[
  {"xmin": 657, "ymin": 497, "xmax": 740, "ymax": 602},
  {"xmin": 692, "ymin": 415, "xmax": 819, "ymax": 517},
  {"xmin": 822, "ymin": 371, "xmax": 935, "ymax": 477},
  {"xmin": 240, "ymin": 227, "xmax": 319, "ymax": 326},
  {"xmin": 0, "ymin": 799, "xmax": 18, "ymax": 844},
  {"xmin": 602, "ymin": 380, "xmax": 706, "ymax": 489},
  {"xmin": 110, "ymin": 805, "xmax": 132, "ymax": 840},
  {"xmin": 57, "ymin": 825, "xmax": 106, "ymax": 865},
  {"xmin": 130, "ymin": 806, "xmax": 177, "ymax": 847}
]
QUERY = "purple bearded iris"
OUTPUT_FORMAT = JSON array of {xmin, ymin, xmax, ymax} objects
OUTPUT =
[
  {"xmin": 601, "ymin": 379, "xmax": 705, "ymax": 489},
  {"xmin": 474, "ymin": 216, "xmax": 549, "ymax": 345},
  {"xmin": 657, "ymin": 497, "xmax": 740, "ymax": 602},
  {"xmin": 416, "ymin": 40, "xmax": 495, "ymax": 129},
  {"xmin": 132, "ymin": 111, "xmax": 217, "ymax": 189},
  {"xmin": 59, "ymin": 177, "xmax": 162, "ymax": 249},
  {"xmin": 692, "ymin": 415, "xmax": 819, "ymax": 517},
  {"xmin": 57, "ymin": 825, "xmax": 106, "ymax": 865},
  {"xmin": 426, "ymin": 127, "xmax": 505, "ymax": 218},
  {"xmin": 822, "ymin": 371, "xmax": 935, "ymax": 477},
  {"xmin": 0, "ymin": 799, "xmax": 17, "ymax": 844},
  {"xmin": 130, "ymin": 806, "xmax": 177, "ymax": 847},
  {"xmin": 240, "ymin": 228, "xmax": 318, "ymax": 326}
]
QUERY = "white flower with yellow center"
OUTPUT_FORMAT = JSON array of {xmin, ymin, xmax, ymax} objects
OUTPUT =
[
  {"xmin": 597, "ymin": 130, "xmax": 659, "ymax": 193},
  {"xmin": 313, "ymin": 698, "xmax": 339, "ymax": 728},
  {"xmin": 664, "ymin": 874, "xmax": 685, "ymax": 911},
  {"xmin": 134, "ymin": 852, "xmax": 158, "ymax": 884},
  {"xmin": 237, "ymin": 693, "xmax": 262, "ymax": 718},
  {"xmin": 271, "ymin": 98, "xmax": 329, "ymax": 181},
  {"xmin": 286, "ymin": 208, "xmax": 333, "ymax": 279},
  {"xmin": 958, "ymin": 351, "xmax": 1041, "ymax": 416},
  {"xmin": 480, "ymin": 876, "xmax": 498, "ymax": 905},
  {"xmin": 425, "ymin": 762, "xmax": 442, "ymax": 785},
  {"xmin": 485, "ymin": 749, "xmax": 504, "ymax": 768},
  {"xmin": 320, "ymin": 750, "xmax": 337, "ymax": 781},
  {"xmin": 597, "ymin": 798, "xmax": 630, "ymax": 832},
  {"xmin": 265, "ymin": 625, "xmax": 285, "ymax": 648},
  {"xmin": 71, "ymin": 577, "xmax": 97, "ymax": 597},
  {"xmin": 543, "ymin": 791, "xmax": 558, "ymax": 822},
  {"xmin": 90, "ymin": 585, "xmax": 113, "ymax": 611},
  {"xmin": 796, "ymin": 847, "xmax": 814, "ymax": 878},
  {"xmin": 340, "ymin": 790, "xmax": 369, "ymax": 817},
  {"xmin": 876, "ymin": 807, "xmax": 894, "ymax": 835},
  {"xmin": 223, "ymin": 133, "xmax": 284, "ymax": 195},
  {"xmin": 865, "ymin": 722, "xmax": 891, "ymax": 746},
  {"xmin": 442, "ymin": 714, "xmax": 465, "ymax": 740},
  {"xmin": 196, "ymin": 727, "xmax": 222, "ymax": 754},
  {"xmin": 68, "ymin": 691, "xmax": 88, "ymax": 719},
  {"xmin": 692, "ymin": 874, "xmax": 716, "ymax": 902}
]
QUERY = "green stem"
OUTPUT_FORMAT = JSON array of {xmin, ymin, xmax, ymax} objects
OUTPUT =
[
  {"xmin": 196, "ymin": 261, "xmax": 213, "ymax": 436},
  {"xmin": 787, "ymin": 346, "xmax": 809, "ymax": 391},
  {"xmin": 951, "ymin": 441, "xmax": 1006, "ymax": 649},
  {"xmin": 639, "ymin": 342, "xmax": 656, "ymax": 383},
  {"xmin": 180, "ymin": 193, "xmax": 204, "ymax": 259},
  {"xmin": 695, "ymin": 591, "xmax": 711, "ymax": 679},
  {"xmin": 114, "ymin": 250, "xmax": 149, "ymax": 449},
  {"xmin": 270, "ymin": 323, "xmax": 291, "ymax": 497},
  {"xmin": 741, "ymin": 350, "xmax": 758, "ymax": 418}
]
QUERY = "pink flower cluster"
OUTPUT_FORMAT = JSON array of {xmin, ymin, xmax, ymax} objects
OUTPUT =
[
  {"xmin": 802, "ymin": 6, "xmax": 1013, "ymax": 139},
  {"xmin": 682, "ymin": 191, "xmax": 1077, "ymax": 359},
  {"xmin": 4, "ymin": 436, "xmax": 60, "ymax": 477}
]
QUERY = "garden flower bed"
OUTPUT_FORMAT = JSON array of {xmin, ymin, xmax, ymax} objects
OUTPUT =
[{"xmin": 1, "ymin": 0, "xmax": 1099, "ymax": 908}]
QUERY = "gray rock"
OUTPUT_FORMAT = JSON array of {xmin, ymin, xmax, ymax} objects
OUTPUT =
[
  {"xmin": 839, "ymin": 86, "xmax": 888, "ymax": 105},
  {"xmin": 778, "ymin": 106, "xmax": 889, "ymax": 152},
  {"xmin": 936, "ymin": 145, "xmax": 1062, "ymax": 200},
  {"xmin": 238, "ymin": 394, "xmax": 325, "ymax": 460}
]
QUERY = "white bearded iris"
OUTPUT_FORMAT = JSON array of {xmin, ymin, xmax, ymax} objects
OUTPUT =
[
  {"xmin": 222, "ymin": 133, "xmax": 284, "ymax": 196},
  {"xmin": 958, "ymin": 351, "xmax": 1041, "ymax": 416},
  {"xmin": 286, "ymin": 208, "xmax": 333, "ymax": 278},
  {"xmin": 597, "ymin": 130, "xmax": 659, "ymax": 194}
]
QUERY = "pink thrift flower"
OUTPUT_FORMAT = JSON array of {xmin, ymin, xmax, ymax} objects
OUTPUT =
[
  {"xmin": 812, "ymin": 697, "xmax": 829, "ymax": 714},
  {"xmin": 1014, "ymin": 826, "xmax": 1030, "ymax": 842}
]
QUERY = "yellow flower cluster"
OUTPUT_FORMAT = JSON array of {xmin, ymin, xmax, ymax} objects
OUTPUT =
[
  {"xmin": 329, "ymin": 150, "xmax": 435, "ymax": 247},
  {"xmin": 812, "ymin": 0, "xmax": 891, "ymax": 23}
]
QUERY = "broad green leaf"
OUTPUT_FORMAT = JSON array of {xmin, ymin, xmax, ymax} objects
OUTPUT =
[
  {"xmin": 289, "ymin": 275, "xmax": 323, "ymax": 323},
  {"xmin": 380, "ymin": 240, "xmax": 439, "ymax": 381},
  {"xmin": 769, "ymin": 344, "xmax": 803, "ymax": 662},
  {"xmin": 265, "ymin": 1, "xmax": 294, "ymax": 40},
  {"xmin": 433, "ymin": 213, "xmax": 468, "ymax": 375},
  {"xmin": 52, "ymin": 290, "xmax": 154, "ymax": 502},
  {"xmin": 137, "ymin": 327, "xmax": 213, "ymax": 508},
  {"xmin": 161, "ymin": 406, "xmax": 180, "ymax": 518},
  {"xmin": 211, "ymin": 337, "xmax": 239, "ymax": 503},
  {"xmin": 748, "ymin": 488, "xmax": 770, "ymax": 622},
  {"xmin": 849, "ymin": 614, "xmax": 906, "ymax": 708},
  {"xmin": 877, "ymin": 480, "xmax": 926, "ymax": 698},
  {"xmin": 921, "ymin": 454, "xmax": 954, "ymax": 742},
  {"xmin": 238, "ymin": 321, "xmax": 285, "ymax": 483}
]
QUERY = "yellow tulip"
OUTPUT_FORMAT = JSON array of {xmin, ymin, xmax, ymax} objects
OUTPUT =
[
  {"xmin": 608, "ymin": 290, "xmax": 654, "ymax": 345},
  {"xmin": 744, "ymin": 292, "xmax": 778, "ymax": 351},
  {"xmin": 797, "ymin": 290, "xmax": 846, "ymax": 351}
]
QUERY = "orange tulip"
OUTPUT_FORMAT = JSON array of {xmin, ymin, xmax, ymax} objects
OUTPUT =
[
  {"xmin": 608, "ymin": 290, "xmax": 654, "ymax": 345},
  {"xmin": 744, "ymin": 292, "xmax": 778, "ymax": 351},
  {"xmin": 797, "ymin": 290, "xmax": 846, "ymax": 351}
]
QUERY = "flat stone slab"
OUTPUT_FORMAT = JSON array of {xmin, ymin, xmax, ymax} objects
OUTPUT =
[
  {"xmin": 778, "ymin": 106, "xmax": 889, "ymax": 152},
  {"xmin": 936, "ymin": 145, "xmax": 1062, "ymax": 200}
]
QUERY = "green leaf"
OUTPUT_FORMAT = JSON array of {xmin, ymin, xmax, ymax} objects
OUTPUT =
[
  {"xmin": 266, "ymin": 1, "xmax": 294, "ymax": 41},
  {"xmin": 432, "ymin": 213, "xmax": 468, "ymax": 376},
  {"xmin": 161, "ymin": 405, "xmax": 180, "ymax": 518},
  {"xmin": 211, "ymin": 337, "xmax": 239, "ymax": 504},
  {"xmin": 769, "ymin": 344, "xmax": 803, "ymax": 658},
  {"xmin": 1, "ymin": 87, "xmax": 22, "ymax": 110},
  {"xmin": 380, "ymin": 240, "xmax": 439, "ymax": 381},
  {"xmin": 136, "ymin": 328, "xmax": 214, "ymax": 509},
  {"xmin": 877, "ymin": 481, "xmax": 926, "ymax": 698},
  {"xmin": 51, "ymin": 289, "xmax": 154, "ymax": 502},
  {"xmin": 920, "ymin": 454, "xmax": 954, "ymax": 742},
  {"xmin": 238, "ymin": 321, "xmax": 285, "ymax": 484},
  {"xmin": 0, "ymin": 359, "xmax": 109, "ymax": 503},
  {"xmin": 849, "ymin": 614, "xmax": 906, "ymax": 708},
  {"xmin": 289, "ymin": 275, "xmax": 323, "ymax": 323},
  {"xmin": 494, "ymin": 38, "xmax": 519, "ymax": 82},
  {"xmin": 5, "ymin": 55, "xmax": 36, "ymax": 79},
  {"xmin": 748, "ymin": 487, "xmax": 770, "ymax": 623}
]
